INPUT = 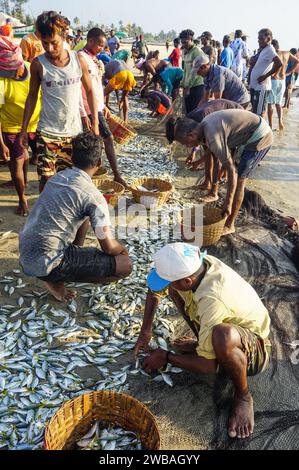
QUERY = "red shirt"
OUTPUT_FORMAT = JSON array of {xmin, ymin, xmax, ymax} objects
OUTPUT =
[{"xmin": 169, "ymin": 47, "xmax": 181, "ymax": 67}]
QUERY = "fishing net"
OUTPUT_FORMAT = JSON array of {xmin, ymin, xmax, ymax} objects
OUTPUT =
[{"xmin": 129, "ymin": 203, "xmax": 299, "ymax": 450}]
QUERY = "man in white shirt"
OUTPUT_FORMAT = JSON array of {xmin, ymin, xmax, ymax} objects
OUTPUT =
[
  {"xmin": 230, "ymin": 30, "xmax": 249, "ymax": 79},
  {"xmin": 249, "ymin": 29, "xmax": 282, "ymax": 116},
  {"xmin": 78, "ymin": 28, "xmax": 127, "ymax": 187},
  {"xmin": 107, "ymin": 30, "xmax": 120, "ymax": 56}
]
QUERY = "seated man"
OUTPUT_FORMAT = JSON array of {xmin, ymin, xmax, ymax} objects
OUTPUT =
[
  {"xmin": 170, "ymin": 109, "xmax": 273, "ymax": 235},
  {"xmin": 19, "ymin": 132, "xmax": 132, "ymax": 302},
  {"xmin": 191, "ymin": 54, "xmax": 250, "ymax": 108},
  {"xmin": 135, "ymin": 243, "xmax": 271, "ymax": 440}
]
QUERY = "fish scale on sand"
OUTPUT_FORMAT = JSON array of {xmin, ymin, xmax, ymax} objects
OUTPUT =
[{"xmin": 0, "ymin": 101, "xmax": 188, "ymax": 450}]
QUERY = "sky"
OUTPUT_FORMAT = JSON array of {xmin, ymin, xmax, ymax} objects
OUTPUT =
[{"xmin": 26, "ymin": 0, "xmax": 299, "ymax": 51}]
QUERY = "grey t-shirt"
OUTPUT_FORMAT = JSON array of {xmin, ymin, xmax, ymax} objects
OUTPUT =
[
  {"xmin": 204, "ymin": 64, "xmax": 250, "ymax": 105},
  {"xmin": 105, "ymin": 60, "xmax": 130, "ymax": 79},
  {"xmin": 201, "ymin": 109, "xmax": 273, "ymax": 163},
  {"xmin": 19, "ymin": 168, "xmax": 111, "ymax": 277}
]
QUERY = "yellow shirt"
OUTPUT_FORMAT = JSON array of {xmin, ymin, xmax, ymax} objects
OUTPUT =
[
  {"xmin": 177, "ymin": 255, "xmax": 270, "ymax": 360},
  {"xmin": 20, "ymin": 33, "xmax": 44, "ymax": 63},
  {"xmin": 0, "ymin": 63, "xmax": 41, "ymax": 133}
]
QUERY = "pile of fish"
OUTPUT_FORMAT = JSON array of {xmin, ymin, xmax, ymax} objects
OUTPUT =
[
  {"xmin": 76, "ymin": 422, "xmax": 142, "ymax": 451},
  {"xmin": 0, "ymin": 103, "xmax": 194, "ymax": 450}
]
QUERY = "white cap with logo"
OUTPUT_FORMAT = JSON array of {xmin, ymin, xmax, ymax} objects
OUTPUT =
[
  {"xmin": 147, "ymin": 243, "xmax": 207, "ymax": 292},
  {"xmin": 191, "ymin": 54, "xmax": 210, "ymax": 74}
]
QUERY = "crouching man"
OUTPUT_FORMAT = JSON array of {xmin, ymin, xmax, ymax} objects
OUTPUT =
[
  {"xmin": 134, "ymin": 243, "xmax": 271, "ymax": 439},
  {"xmin": 19, "ymin": 132, "xmax": 132, "ymax": 302}
]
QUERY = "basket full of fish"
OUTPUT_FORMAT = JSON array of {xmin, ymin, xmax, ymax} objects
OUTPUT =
[
  {"xmin": 130, "ymin": 177, "xmax": 173, "ymax": 209},
  {"xmin": 44, "ymin": 391, "xmax": 160, "ymax": 450}
]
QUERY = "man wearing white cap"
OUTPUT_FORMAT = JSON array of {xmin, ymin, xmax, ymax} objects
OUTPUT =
[
  {"xmin": 135, "ymin": 242, "xmax": 271, "ymax": 440},
  {"xmin": 191, "ymin": 54, "xmax": 250, "ymax": 108}
]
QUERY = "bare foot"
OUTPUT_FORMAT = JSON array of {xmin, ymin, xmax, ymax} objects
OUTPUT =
[
  {"xmin": 197, "ymin": 181, "xmax": 212, "ymax": 191},
  {"xmin": 279, "ymin": 121, "xmax": 284, "ymax": 131},
  {"xmin": 228, "ymin": 392, "xmax": 254, "ymax": 439},
  {"xmin": 43, "ymin": 281, "xmax": 77, "ymax": 302},
  {"xmin": 15, "ymin": 200, "xmax": 29, "ymax": 217},
  {"xmin": 198, "ymin": 193, "xmax": 219, "ymax": 203},
  {"xmin": 171, "ymin": 336, "xmax": 198, "ymax": 354},
  {"xmin": 222, "ymin": 225, "xmax": 236, "ymax": 236}
]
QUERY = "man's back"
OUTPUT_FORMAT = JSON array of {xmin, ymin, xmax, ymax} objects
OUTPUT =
[
  {"xmin": 19, "ymin": 168, "xmax": 109, "ymax": 277},
  {"xmin": 273, "ymin": 51, "xmax": 290, "ymax": 80}
]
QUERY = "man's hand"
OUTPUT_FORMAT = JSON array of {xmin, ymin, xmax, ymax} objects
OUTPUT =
[
  {"xmin": 81, "ymin": 116, "xmax": 91, "ymax": 131},
  {"xmin": 134, "ymin": 330, "xmax": 152, "ymax": 358},
  {"xmin": 103, "ymin": 106, "xmax": 111, "ymax": 119},
  {"xmin": 114, "ymin": 173, "xmax": 128, "ymax": 189},
  {"xmin": 0, "ymin": 144, "xmax": 10, "ymax": 162},
  {"xmin": 257, "ymin": 74, "xmax": 268, "ymax": 84},
  {"xmin": 91, "ymin": 121, "xmax": 99, "ymax": 136},
  {"xmin": 188, "ymin": 160, "xmax": 203, "ymax": 171},
  {"xmin": 185, "ymin": 149, "xmax": 196, "ymax": 166},
  {"xmin": 142, "ymin": 349, "xmax": 168, "ymax": 374},
  {"xmin": 18, "ymin": 131, "xmax": 28, "ymax": 149}
]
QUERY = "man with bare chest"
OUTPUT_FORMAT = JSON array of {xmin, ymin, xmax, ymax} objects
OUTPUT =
[{"xmin": 268, "ymin": 40, "xmax": 299, "ymax": 130}]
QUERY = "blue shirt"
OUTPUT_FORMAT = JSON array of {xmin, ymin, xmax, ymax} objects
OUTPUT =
[
  {"xmin": 159, "ymin": 67, "xmax": 184, "ymax": 96},
  {"xmin": 204, "ymin": 64, "xmax": 250, "ymax": 105},
  {"xmin": 97, "ymin": 53, "xmax": 111, "ymax": 64},
  {"xmin": 220, "ymin": 47, "xmax": 234, "ymax": 69}
]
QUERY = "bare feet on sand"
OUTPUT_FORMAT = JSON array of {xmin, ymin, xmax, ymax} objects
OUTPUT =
[
  {"xmin": 228, "ymin": 392, "xmax": 254, "ymax": 439},
  {"xmin": 15, "ymin": 200, "xmax": 29, "ymax": 217},
  {"xmin": 198, "ymin": 193, "xmax": 219, "ymax": 203},
  {"xmin": 222, "ymin": 225, "xmax": 236, "ymax": 236},
  {"xmin": 171, "ymin": 336, "xmax": 198, "ymax": 354},
  {"xmin": 43, "ymin": 281, "xmax": 77, "ymax": 302},
  {"xmin": 279, "ymin": 121, "xmax": 284, "ymax": 131},
  {"xmin": 197, "ymin": 181, "xmax": 212, "ymax": 191}
]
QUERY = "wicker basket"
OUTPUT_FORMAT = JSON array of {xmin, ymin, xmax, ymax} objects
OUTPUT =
[
  {"xmin": 44, "ymin": 391, "xmax": 160, "ymax": 450},
  {"xmin": 107, "ymin": 114, "xmax": 137, "ymax": 145},
  {"xmin": 180, "ymin": 206, "xmax": 227, "ymax": 246},
  {"xmin": 93, "ymin": 179, "xmax": 125, "ymax": 207},
  {"xmin": 130, "ymin": 177, "xmax": 173, "ymax": 208},
  {"xmin": 92, "ymin": 167, "xmax": 108, "ymax": 184}
]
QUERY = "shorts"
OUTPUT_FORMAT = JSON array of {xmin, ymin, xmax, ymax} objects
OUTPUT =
[
  {"xmin": 36, "ymin": 132, "xmax": 73, "ymax": 183},
  {"xmin": 286, "ymin": 74, "xmax": 295, "ymax": 89},
  {"xmin": 238, "ymin": 146, "xmax": 271, "ymax": 178},
  {"xmin": 89, "ymin": 112, "xmax": 112, "ymax": 140},
  {"xmin": 268, "ymin": 79, "xmax": 286, "ymax": 105},
  {"xmin": 232, "ymin": 325, "xmax": 271, "ymax": 376},
  {"xmin": 250, "ymin": 89, "xmax": 271, "ymax": 115},
  {"xmin": 109, "ymin": 71, "xmax": 136, "ymax": 92},
  {"xmin": 184, "ymin": 85, "xmax": 205, "ymax": 114},
  {"xmin": 38, "ymin": 244, "xmax": 116, "ymax": 283},
  {"xmin": 3, "ymin": 132, "xmax": 37, "ymax": 160}
]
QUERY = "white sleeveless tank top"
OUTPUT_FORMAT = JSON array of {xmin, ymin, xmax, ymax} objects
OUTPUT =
[{"xmin": 37, "ymin": 51, "xmax": 83, "ymax": 137}]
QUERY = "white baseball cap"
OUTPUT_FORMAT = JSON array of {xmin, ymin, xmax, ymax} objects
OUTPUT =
[
  {"xmin": 147, "ymin": 243, "xmax": 207, "ymax": 292},
  {"xmin": 191, "ymin": 54, "xmax": 210, "ymax": 74}
]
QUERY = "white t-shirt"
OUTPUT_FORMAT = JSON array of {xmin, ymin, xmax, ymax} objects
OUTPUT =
[
  {"xmin": 107, "ymin": 36, "xmax": 120, "ymax": 55},
  {"xmin": 250, "ymin": 45, "xmax": 277, "ymax": 91}
]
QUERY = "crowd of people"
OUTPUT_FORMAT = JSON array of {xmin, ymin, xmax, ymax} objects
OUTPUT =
[{"xmin": 0, "ymin": 11, "xmax": 298, "ymax": 442}]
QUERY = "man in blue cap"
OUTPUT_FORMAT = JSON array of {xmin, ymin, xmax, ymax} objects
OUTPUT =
[{"xmin": 134, "ymin": 242, "xmax": 271, "ymax": 440}]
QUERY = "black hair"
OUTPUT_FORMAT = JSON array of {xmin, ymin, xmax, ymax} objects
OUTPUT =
[
  {"xmin": 179, "ymin": 29, "xmax": 194, "ymax": 40},
  {"xmin": 72, "ymin": 132, "xmax": 102, "ymax": 169},
  {"xmin": 272, "ymin": 39, "xmax": 279, "ymax": 51},
  {"xmin": 173, "ymin": 117, "xmax": 199, "ymax": 142},
  {"xmin": 259, "ymin": 28, "xmax": 273, "ymax": 40},
  {"xmin": 235, "ymin": 29, "xmax": 243, "ymax": 38},
  {"xmin": 174, "ymin": 38, "xmax": 180, "ymax": 46},
  {"xmin": 140, "ymin": 88, "xmax": 149, "ymax": 99},
  {"xmin": 36, "ymin": 11, "xmax": 69, "ymax": 38},
  {"xmin": 87, "ymin": 28, "xmax": 106, "ymax": 40},
  {"xmin": 290, "ymin": 48, "xmax": 298, "ymax": 55}
]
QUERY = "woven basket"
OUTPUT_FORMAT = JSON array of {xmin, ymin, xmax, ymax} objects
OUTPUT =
[
  {"xmin": 130, "ymin": 177, "xmax": 173, "ymax": 208},
  {"xmin": 92, "ymin": 167, "xmax": 108, "ymax": 184},
  {"xmin": 94, "ymin": 179, "xmax": 125, "ymax": 207},
  {"xmin": 180, "ymin": 206, "xmax": 227, "ymax": 246},
  {"xmin": 107, "ymin": 114, "xmax": 137, "ymax": 145},
  {"xmin": 44, "ymin": 391, "xmax": 160, "ymax": 450}
]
